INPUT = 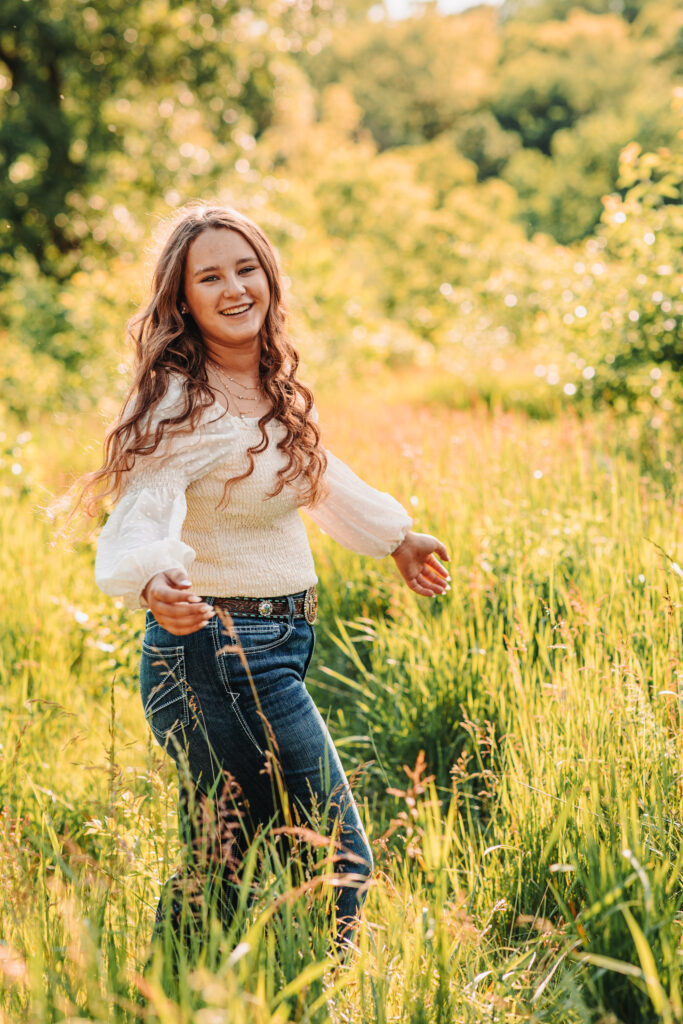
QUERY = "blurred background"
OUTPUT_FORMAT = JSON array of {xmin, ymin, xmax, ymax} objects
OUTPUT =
[{"xmin": 1, "ymin": 0, "xmax": 682, "ymax": 425}]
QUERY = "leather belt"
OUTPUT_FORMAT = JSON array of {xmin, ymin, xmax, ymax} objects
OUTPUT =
[{"xmin": 212, "ymin": 585, "xmax": 318, "ymax": 624}]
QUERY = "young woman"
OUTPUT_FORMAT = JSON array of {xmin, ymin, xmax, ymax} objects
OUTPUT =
[{"xmin": 88, "ymin": 204, "xmax": 450, "ymax": 957}]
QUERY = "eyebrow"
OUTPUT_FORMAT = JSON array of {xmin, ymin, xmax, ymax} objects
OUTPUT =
[{"xmin": 193, "ymin": 257, "xmax": 258, "ymax": 276}]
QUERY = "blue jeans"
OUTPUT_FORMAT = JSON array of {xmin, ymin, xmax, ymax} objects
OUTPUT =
[{"xmin": 140, "ymin": 591, "xmax": 373, "ymax": 951}]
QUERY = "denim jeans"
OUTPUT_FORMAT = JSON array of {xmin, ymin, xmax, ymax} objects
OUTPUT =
[{"xmin": 140, "ymin": 591, "xmax": 373, "ymax": 952}]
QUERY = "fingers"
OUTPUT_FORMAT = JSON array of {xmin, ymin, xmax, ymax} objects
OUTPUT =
[
  {"xmin": 409, "ymin": 583, "xmax": 436, "ymax": 596},
  {"xmin": 151, "ymin": 605, "xmax": 215, "ymax": 635},
  {"xmin": 426, "ymin": 554, "xmax": 450, "ymax": 580},
  {"xmin": 407, "ymin": 571, "xmax": 450, "ymax": 597},
  {"xmin": 148, "ymin": 575, "xmax": 215, "ymax": 634},
  {"xmin": 418, "ymin": 575, "xmax": 446, "ymax": 595},
  {"xmin": 417, "ymin": 556, "xmax": 451, "ymax": 593},
  {"xmin": 165, "ymin": 568, "xmax": 193, "ymax": 588},
  {"xmin": 419, "ymin": 576, "xmax": 449, "ymax": 594},
  {"xmin": 150, "ymin": 576, "xmax": 210, "ymax": 609},
  {"xmin": 433, "ymin": 541, "xmax": 450, "ymax": 562},
  {"xmin": 154, "ymin": 587, "xmax": 206, "ymax": 606}
]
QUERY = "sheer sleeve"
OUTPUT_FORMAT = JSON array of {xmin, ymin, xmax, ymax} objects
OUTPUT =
[
  {"xmin": 303, "ymin": 449, "xmax": 413, "ymax": 558},
  {"xmin": 94, "ymin": 378, "xmax": 238, "ymax": 610}
]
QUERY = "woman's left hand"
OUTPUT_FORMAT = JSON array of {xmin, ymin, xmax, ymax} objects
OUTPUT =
[{"xmin": 391, "ymin": 531, "xmax": 451, "ymax": 597}]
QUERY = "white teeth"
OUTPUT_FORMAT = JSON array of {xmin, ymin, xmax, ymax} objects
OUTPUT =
[{"xmin": 220, "ymin": 304, "xmax": 251, "ymax": 316}]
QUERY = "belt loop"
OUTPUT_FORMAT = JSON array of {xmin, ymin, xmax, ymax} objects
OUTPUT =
[
  {"xmin": 286, "ymin": 594, "xmax": 295, "ymax": 625},
  {"xmin": 203, "ymin": 596, "xmax": 215, "ymax": 607}
]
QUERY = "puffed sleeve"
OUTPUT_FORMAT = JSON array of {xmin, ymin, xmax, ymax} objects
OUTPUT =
[
  {"xmin": 303, "ymin": 448, "xmax": 413, "ymax": 558},
  {"xmin": 94, "ymin": 378, "xmax": 237, "ymax": 610}
]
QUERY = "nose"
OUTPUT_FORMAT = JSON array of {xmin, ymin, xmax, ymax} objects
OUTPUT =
[{"xmin": 221, "ymin": 273, "xmax": 247, "ymax": 300}]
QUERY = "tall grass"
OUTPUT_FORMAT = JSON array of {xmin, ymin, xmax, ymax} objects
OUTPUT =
[{"xmin": 1, "ymin": 382, "xmax": 682, "ymax": 1021}]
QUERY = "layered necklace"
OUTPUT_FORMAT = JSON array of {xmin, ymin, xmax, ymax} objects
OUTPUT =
[{"xmin": 209, "ymin": 360, "xmax": 264, "ymax": 420}]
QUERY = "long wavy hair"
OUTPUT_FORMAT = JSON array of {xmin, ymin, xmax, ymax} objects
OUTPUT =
[{"xmin": 76, "ymin": 203, "xmax": 327, "ymax": 518}]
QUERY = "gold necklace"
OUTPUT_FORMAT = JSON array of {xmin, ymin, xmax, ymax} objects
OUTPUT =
[
  {"xmin": 220, "ymin": 372, "xmax": 262, "ymax": 391},
  {"xmin": 210, "ymin": 361, "xmax": 262, "ymax": 392},
  {"xmin": 210, "ymin": 362, "xmax": 263, "ymax": 418}
]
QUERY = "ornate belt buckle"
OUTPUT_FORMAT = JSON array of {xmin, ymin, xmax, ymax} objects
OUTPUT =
[
  {"xmin": 258, "ymin": 599, "xmax": 274, "ymax": 618},
  {"xmin": 303, "ymin": 587, "xmax": 318, "ymax": 625}
]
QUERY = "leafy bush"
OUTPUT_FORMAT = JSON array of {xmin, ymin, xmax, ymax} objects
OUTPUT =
[{"xmin": 541, "ymin": 102, "xmax": 683, "ymax": 417}]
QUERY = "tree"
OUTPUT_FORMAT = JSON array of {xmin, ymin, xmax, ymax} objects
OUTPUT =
[
  {"xmin": 298, "ymin": 6, "xmax": 501, "ymax": 150},
  {"xmin": 0, "ymin": 0, "xmax": 342, "ymax": 279}
]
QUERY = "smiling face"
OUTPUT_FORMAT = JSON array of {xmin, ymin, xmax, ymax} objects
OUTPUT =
[{"xmin": 182, "ymin": 227, "xmax": 271, "ymax": 363}]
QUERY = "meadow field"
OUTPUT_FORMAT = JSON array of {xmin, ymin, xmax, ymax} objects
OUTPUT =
[
  {"xmin": 1, "ymin": 371, "xmax": 682, "ymax": 1023},
  {"xmin": 2, "ymin": 0, "xmax": 683, "ymax": 1017}
]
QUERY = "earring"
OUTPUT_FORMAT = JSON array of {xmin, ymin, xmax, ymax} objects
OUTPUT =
[{"xmin": 180, "ymin": 303, "xmax": 189, "ymax": 314}]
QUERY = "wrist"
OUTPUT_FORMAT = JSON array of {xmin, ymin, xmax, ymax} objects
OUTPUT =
[
  {"xmin": 141, "ymin": 573, "xmax": 160, "ymax": 606},
  {"xmin": 391, "ymin": 531, "xmax": 414, "ymax": 558}
]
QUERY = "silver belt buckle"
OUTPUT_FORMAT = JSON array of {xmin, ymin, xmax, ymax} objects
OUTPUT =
[{"xmin": 303, "ymin": 587, "xmax": 318, "ymax": 625}]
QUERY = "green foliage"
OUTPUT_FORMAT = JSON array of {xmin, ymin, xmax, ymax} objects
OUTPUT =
[
  {"xmin": 494, "ymin": 10, "xmax": 677, "ymax": 240},
  {"xmin": 452, "ymin": 110, "xmax": 521, "ymax": 181},
  {"xmin": 0, "ymin": 0, "xmax": 344, "ymax": 277},
  {"xmin": 502, "ymin": 0, "xmax": 658, "ymax": 24},
  {"xmin": 4, "ymin": 392, "xmax": 683, "ymax": 1019},
  {"xmin": 299, "ymin": 6, "xmax": 500, "ymax": 150},
  {"xmin": 536, "ymin": 123, "xmax": 683, "ymax": 414},
  {"xmin": 2, "ymin": 0, "xmax": 683, "ymax": 425}
]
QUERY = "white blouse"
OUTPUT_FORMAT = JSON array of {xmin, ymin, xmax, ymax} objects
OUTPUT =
[{"xmin": 95, "ymin": 376, "xmax": 412, "ymax": 609}]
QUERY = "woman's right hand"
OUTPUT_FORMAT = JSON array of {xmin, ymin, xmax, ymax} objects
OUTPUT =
[{"xmin": 142, "ymin": 569, "xmax": 215, "ymax": 635}]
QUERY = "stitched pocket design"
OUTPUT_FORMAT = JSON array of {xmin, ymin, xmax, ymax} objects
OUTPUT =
[
  {"xmin": 141, "ymin": 641, "xmax": 189, "ymax": 746},
  {"xmin": 221, "ymin": 619, "xmax": 293, "ymax": 654}
]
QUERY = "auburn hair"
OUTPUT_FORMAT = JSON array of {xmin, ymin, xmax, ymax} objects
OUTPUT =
[{"xmin": 76, "ymin": 203, "xmax": 327, "ymax": 518}]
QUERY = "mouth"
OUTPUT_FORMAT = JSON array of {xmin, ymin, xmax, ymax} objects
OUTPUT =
[{"xmin": 219, "ymin": 303, "xmax": 253, "ymax": 317}]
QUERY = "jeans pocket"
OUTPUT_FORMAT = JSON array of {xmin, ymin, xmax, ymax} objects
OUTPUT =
[
  {"xmin": 140, "ymin": 641, "xmax": 190, "ymax": 747},
  {"xmin": 219, "ymin": 618, "xmax": 294, "ymax": 654}
]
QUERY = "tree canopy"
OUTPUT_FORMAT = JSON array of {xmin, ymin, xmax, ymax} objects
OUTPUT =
[{"xmin": 1, "ymin": 0, "xmax": 681, "ymax": 420}]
